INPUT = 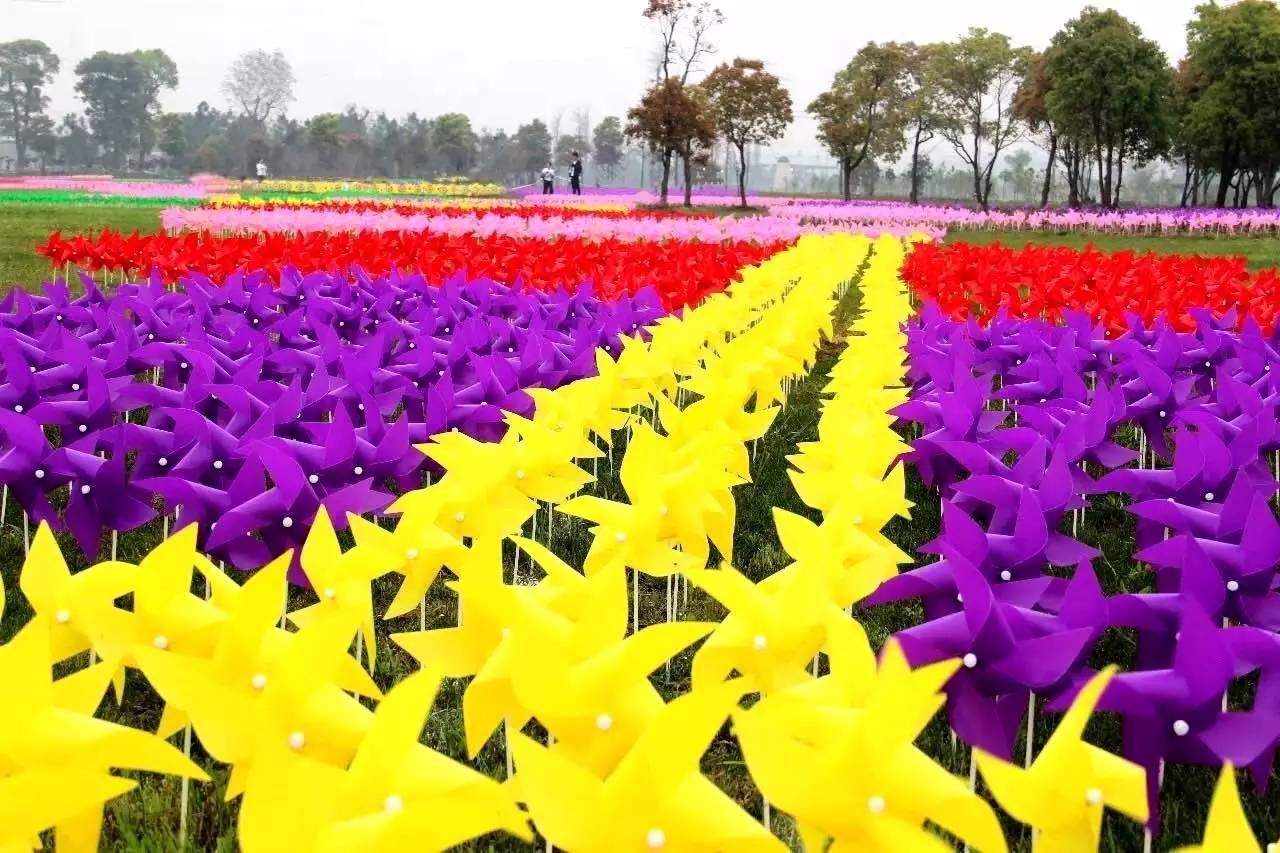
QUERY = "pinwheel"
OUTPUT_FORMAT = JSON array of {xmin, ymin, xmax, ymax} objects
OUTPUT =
[
  {"xmin": 512, "ymin": 680, "xmax": 784, "ymax": 852},
  {"xmin": 1172, "ymin": 764, "xmax": 1271, "ymax": 853},
  {"xmin": 134, "ymin": 555, "xmax": 380, "ymax": 798},
  {"xmin": 238, "ymin": 669, "xmax": 530, "ymax": 852},
  {"xmin": 0, "ymin": 620, "xmax": 209, "ymax": 851},
  {"xmin": 891, "ymin": 559, "xmax": 1100, "ymax": 759},
  {"xmin": 1050, "ymin": 602, "xmax": 1280, "ymax": 827},
  {"xmin": 292, "ymin": 507, "xmax": 402, "ymax": 667},
  {"xmin": 975, "ymin": 668, "xmax": 1149, "ymax": 852},
  {"xmin": 18, "ymin": 522, "xmax": 137, "ymax": 664},
  {"xmin": 734, "ymin": 639, "xmax": 1008, "ymax": 853},
  {"xmin": 687, "ymin": 564, "xmax": 833, "ymax": 696}
]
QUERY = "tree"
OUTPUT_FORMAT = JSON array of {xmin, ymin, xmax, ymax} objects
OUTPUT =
[
  {"xmin": 513, "ymin": 119, "xmax": 553, "ymax": 182},
  {"xmin": 701, "ymin": 57, "xmax": 793, "ymax": 206},
  {"xmin": 56, "ymin": 113, "xmax": 95, "ymax": 170},
  {"xmin": 0, "ymin": 40, "xmax": 60, "ymax": 171},
  {"xmin": 306, "ymin": 112, "xmax": 342, "ymax": 168},
  {"xmin": 642, "ymin": 0, "xmax": 724, "ymax": 200},
  {"xmin": 75, "ymin": 52, "xmax": 155, "ymax": 169},
  {"xmin": 626, "ymin": 78, "xmax": 714, "ymax": 205},
  {"xmin": 430, "ymin": 112, "xmax": 477, "ymax": 175},
  {"xmin": 131, "ymin": 50, "xmax": 179, "ymax": 168},
  {"xmin": 1182, "ymin": 0, "xmax": 1280, "ymax": 207},
  {"xmin": 933, "ymin": 29, "xmax": 1031, "ymax": 210},
  {"xmin": 902, "ymin": 43, "xmax": 946, "ymax": 204},
  {"xmin": 1013, "ymin": 53, "xmax": 1058, "ymax": 207},
  {"xmin": 592, "ymin": 116, "xmax": 625, "ymax": 180},
  {"xmin": 1045, "ymin": 8, "xmax": 1173, "ymax": 208},
  {"xmin": 156, "ymin": 112, "xmax": 187, "ymax": 168},
  {"xmin": 808, "ymin": 42, "xmax": 912, "ymax": 202},
  {"xmin": 222, "ymin": 49, "xmax": 295, "ymax": 125},
  {"xmin": 998, "ymin": 149, "xmax": 1036, "ymax": 201},
  {"xmin": 553, "ymin": 133, "xmax": 590, "ymax": 166}
]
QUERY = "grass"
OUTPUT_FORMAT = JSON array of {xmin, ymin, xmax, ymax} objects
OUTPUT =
[
  {"xmin": 0, "ymin": 204, "xmax": 161, "ymax": 289},
  {"xmin": 0, "ymin": 205, "xmax": 1277, "ymax": 848},
  {"xmin": 958, "ymin": 227, "xmax": 1280, "ymax": 270}
]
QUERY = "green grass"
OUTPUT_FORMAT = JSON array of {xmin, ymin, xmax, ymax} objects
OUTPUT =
[
  {"xmin": 0, "ymin": 204, "xmax": 161, "ymax": 289},
  {"xmin": 0, "ymin": 205, "xmax": 1277, "ymax": 848},
  {"xmin": 956, "ymin": 227, "xmax": 1280, "ymax": 270}
]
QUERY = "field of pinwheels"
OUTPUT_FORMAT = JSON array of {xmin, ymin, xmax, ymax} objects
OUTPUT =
[{"xmin": 2, "ymin": 180, "xmax": 1280, "ymax": 852}]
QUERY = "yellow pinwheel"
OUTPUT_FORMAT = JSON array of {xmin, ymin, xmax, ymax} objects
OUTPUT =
[
  {"xmin": 18, "ymin": 522, "xmax": 137, "ymax": 664},
  {"xmin": 239, "ymin": 669, "xmax": 530, "ymax": 852},
  {"xmin": 348, "ymin": 508, "xmax": 464, "ymax": 621},
  {"xmin": 513, "ymin": 680, "xmax": 784, "ymax": 852},
  {"xmin": 1173, "ymin": 764, "xmax": 1266, "ymax": 853},
  {"xmin": 499, "ymin": 563, "xmax": 715, "ymax": 777},
  {"xmin": 687, "ymin": 564, "xmax": 831, "ymax": 695},
  {"xmin": 735, "ymin": 640, "xmax": 1007, "ymax": 853},
  {"xmin": 292, "ymin": 507, "xmax": 399, "ymax": 666},
  {"xmin": 134, "ymin": 555, "xmax": 378, "ymax": 799},
  {"xmin": 772, "ymin": 505, "xmax": 911, "ymax": 609},
  {"xmin": 0, "ymin": 621, "xmax": 209, "ymax": 851},
  {"xmin": 976, "ymin": 667, "xmax": 1147, "ymax": 853}
]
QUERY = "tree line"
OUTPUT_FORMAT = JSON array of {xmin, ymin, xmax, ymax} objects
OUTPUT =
[
  {"xmin": 0, "ymin": 44, "xmax": 629, "ymax": 187},
  {"xmin": 800, "ymin": 0, "xmax": 1280, "ymax": 209}
]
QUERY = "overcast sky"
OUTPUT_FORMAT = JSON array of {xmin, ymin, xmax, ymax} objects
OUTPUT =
[{"xmin": 10, "ymin": 0, "xmax": 1202, "ymax": 163}]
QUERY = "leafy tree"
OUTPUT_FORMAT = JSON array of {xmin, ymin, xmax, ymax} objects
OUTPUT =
[
  {"xmin": 222, "ymin": 49, "xmax": 295, "ymax": 125},
  {"xmin": 553, "ymin": 133, "xmax": 590, "ymax": 167},
  {"xmin": 701, "ymin": 57, "xmax": 793, "ymax": 206},
  {"xmin": 0, "ymin": 40, "xmax": 60, "ymax": 171},
  {"xmin": 642, "ymin": 0, "xmax": 723, "ymax": 199},
  {"xmin": 306, "ymin": 112, "xmax": 343, "ymax": 168},
  {"xmin": 626, "ymin": 78, "xmax": 714, "ymax": 205},
  {"xmin": 431, "ymin": 112, "xmax": 477, "ymax": 175},
  {"xmin": 56, "ymin": 113, "xmax": 95, "ymax": 170},
  {"xmin": 156, "ymin": 112, "xmax": 187, "ymax": 168},
  {"xmin": 514, "ymin": 119, "xmax": 553, "ymax": 182},
  {"xmin": 808, "ymin": 42, "xmax": 911, "ymax": 201},
  {"xmin": 902, "ymin": 43, "xmax": 946, "ymax": 204},
  {"xmin": 74, "ymin": 49, "xmax": 177, "ymax": 170},
  {"xmin": 1182, "ymin": 0, "xmax": 1280, "ymax": 207},
  {"xmin": 933, "ymin": 28, "xmax": 1032, "ymax": 210},
  {"xmin": 27, "ymin": 113, "xmax": 56, "ymax": 173},
  {"xmin": 998, "ymin": 149, "xmax": 1036, "ymax": 201},
  {"xmin": 1013, "ymin": 53, "xmax": 1059, "ymax": 207},
  {"xmin": 592, "ymin": 116, "xmax": 626, "ymax": 180},
  {"xmin": 1045, "ymin": 8, "xmax": 1173, "ymax": 208}
]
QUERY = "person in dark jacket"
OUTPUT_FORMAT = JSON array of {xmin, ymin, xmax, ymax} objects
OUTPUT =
[{"xmin": 569, "ymin": 151, "xmax": 583, "ymax": 195}]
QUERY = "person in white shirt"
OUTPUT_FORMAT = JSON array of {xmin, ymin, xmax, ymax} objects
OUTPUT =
[
  {"xmin": 255, "ymin": 160, "xmax": 268, "ymax": 182},
  {"xmin": 541, "ymin": 161, "xmax": 555, "ymax": 194}
]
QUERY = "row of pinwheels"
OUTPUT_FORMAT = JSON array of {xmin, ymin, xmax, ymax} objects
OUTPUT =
[
  {"xmin": 903, "ymin": 240, "xmax": 1280, "ymax": 334},
  {"xmin": 225, "ymin": 178, "xmax": 507, "ymax": 197},
  {"xmin": 199, "ymin": 197, "xmax": 712, "ymax": 220},
  {"xmin": 0, "ymin": 232, "xmax": 872, "ymax": 850},
  {"xmin": 876, "ymin": 300, "xmax": 1280, "ymax": 846},
  {"xmin": 0, "ymin": 269, "xmax": 664, "ymax": 569},
  {"xmin": 159, "ymin": 204, "xmax": 934, "ymax": 246},
  {"xmin": 35, "ymin": 230, "xmax": 784, "ymax": 308}
]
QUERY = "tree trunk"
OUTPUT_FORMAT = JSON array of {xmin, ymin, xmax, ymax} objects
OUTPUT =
[
  {"xmin": 973, "ymin": 163, "xmax": 986, "ymax": 211},
  {"xmin": 1114, "ymin": 152, "xmax": 1125, "ymax": 208},
  {"xmin": 659, "ymin": 149, "xmax": 672, "ymax": 205},
  {"xmin": 909, "ymin": 125, "xmax": 925, "ymax": 205},
  {"xmin": 736, "ymin": 141, "xmax": 748, "ymax": 207},
  {"xmin": 1040, "ymin": 131, "xmax": 1058, "ymax": 208},
  {"xmin": 1180, "ymin": 156, "xmax": 1194, "ymax": 208},
  {"xmin": 1215, "ymin": 142, "xmax": 1234, "ymax": 208},
  {"xmin": 841, "ymin": 158, "xmax": 852, "ymax": 202},
  {"xmin": 682, "ymin": 152, "xmax": 693, "ymax": 207}
]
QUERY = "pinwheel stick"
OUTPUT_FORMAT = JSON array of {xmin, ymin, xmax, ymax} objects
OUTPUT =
[
  {"xmin": 179, "ymin": 724, "xmax": 192, "ymax": 844},
  {"xmin": 1024, "ymin": 692, "xmax": 1035, "ymax": 769}
]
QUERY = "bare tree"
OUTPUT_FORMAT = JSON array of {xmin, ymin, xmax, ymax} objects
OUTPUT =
[{"xmin": 222, "ymin": 49, "xmax": 296, "ymax": 125}]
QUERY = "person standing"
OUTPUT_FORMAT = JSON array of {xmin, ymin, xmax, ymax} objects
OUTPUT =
[
  {"xmin": 569, "ymin": 151, "xmax": 583, "ymax": 195},
  {"xmin": 255, "ymin": 160, "xmax": 268, "ymax": 182},
  {"xmin": 540, "ymin": 161, "xmax": 555, "ymax": 194}
]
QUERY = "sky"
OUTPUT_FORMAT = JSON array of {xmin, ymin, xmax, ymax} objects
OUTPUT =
[{"xmin": 9, "ymin": 0, "xmax": 1203, "ymax": 164}]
